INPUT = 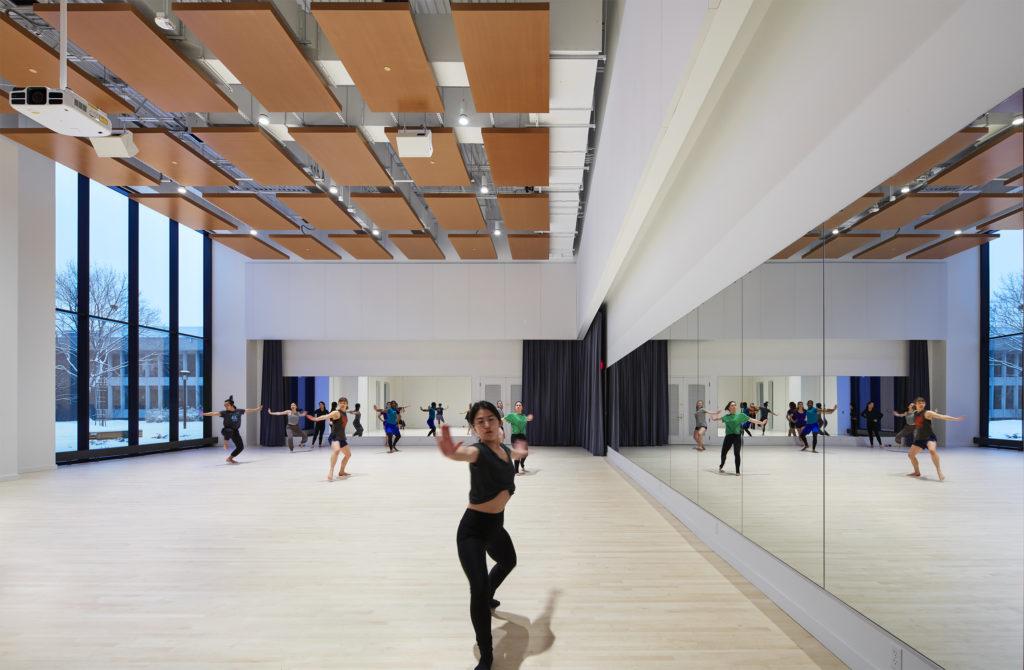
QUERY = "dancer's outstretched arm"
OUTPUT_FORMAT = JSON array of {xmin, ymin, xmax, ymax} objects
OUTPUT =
[
  {"xmin": 925, "ymin": 411, "xmax": 965, "ymax": 422},
  {"xmin": 436, "ymin": 425, "xmax": 479, "ymax": 462}
]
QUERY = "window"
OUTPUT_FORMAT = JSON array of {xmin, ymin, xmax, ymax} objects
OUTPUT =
[
  {"xmin": 178, "ymin": 224, "xmax": 205, "ymax": 338},
  {"xmin": 88, "ymin": 180, "xmax": 129, "ymax": 323},
  {"xmin": 178, "ymin": 335, "xmax": 204, "ymax": 441},
  {"xmin": 139, "ymin": 328, "xmax": 170, "ymax": 445},
  {"xmin": 985, "ymin": 230, "xmax": 1023, "ymax": 440},
  {"xmin": 55, "ymin": 164, "xmax": 78, "ymax": 312},
  {"xmin": 87, "ymin": 318, "xmax": 128, "ymax": 447},
  {"xmin": 139, "ymin": 206, "xmax": 171, "ymax": 330},
  {"xmin": 54, "ymin": 311, "xmax": 78, "ymax": 452}
]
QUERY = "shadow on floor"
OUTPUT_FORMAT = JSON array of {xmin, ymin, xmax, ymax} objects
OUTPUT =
[{"xmin": 489, "ymin": 589, "xmax": 560, "ymax": 669}]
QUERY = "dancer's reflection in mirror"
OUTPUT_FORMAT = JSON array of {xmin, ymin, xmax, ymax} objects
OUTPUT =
[
  {"xmin": 862, "ymin": 400, "xmax": 883, "ymax": 447},
  {"xmin": 693, "ymin": 400, "xmax": 718, "ymax": 451},
  {"xmin": 712, "ymin": 401, "xmax": 766, "ymax": 476},
  {"xmin": 758, "ymin": 401, "xmax": 778, "ymax": 436}
]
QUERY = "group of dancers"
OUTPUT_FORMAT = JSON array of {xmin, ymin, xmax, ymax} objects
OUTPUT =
[{"xmin": 692, "ymin": 397, "xmax": 963, "ymax": 479}]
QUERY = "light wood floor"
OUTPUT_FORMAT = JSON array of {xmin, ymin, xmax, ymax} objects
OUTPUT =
[
  {"xmin": 620, "ymin": 442, "xmax": 1024, "ymax": 670},
  {"xmin": 0, "ymin": 444, "xmax": 844, "ymax": 669}
]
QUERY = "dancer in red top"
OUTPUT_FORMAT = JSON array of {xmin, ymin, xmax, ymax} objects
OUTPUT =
[{"xmin": 307, "ymin": 397, "xmax": 353, "ymax": 481}]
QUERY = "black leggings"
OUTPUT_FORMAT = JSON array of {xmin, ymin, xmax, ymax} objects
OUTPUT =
[
  {"xmin": 222, "ymin": 428, "xmax": 244, "ymax": 458},
  {"xmin": 312, "ymin": 421, "xmax": 325, "ymax": 446},
  {"xmin": 457, "ymin": 509, "xmax": 517, "ymax": 667},
  {"xmin": 867, "ymin": 424, "xmax": 882, "ymax": 446},
  {"xmin": 720, "ymin": 434, "xmax": 742, "ymax": 473},
  {"xmin": 352, "ymin": 419, "xmax": 363, "ymax": 437},
  {"xmin": 386, "ymin": 431, "xmax": 401, "ymax": 449}
]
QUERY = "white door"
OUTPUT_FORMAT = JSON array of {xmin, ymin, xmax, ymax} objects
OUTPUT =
[
  {"xmin": 669, "ymin": 376, "xmax": 713, "ymax": 444},
  {"xmin": 479, "ymin": 378, "xmax": 522, "ymax": 413}
]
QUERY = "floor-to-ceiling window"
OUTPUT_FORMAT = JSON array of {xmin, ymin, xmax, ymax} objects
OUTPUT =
[
  {"xmin": 54, "ymin": 165, "xmax": 212, "ymax": 459},
  {"xmin": 985, "ymin": 230, "xmax": 1023, "ymax": 442}
]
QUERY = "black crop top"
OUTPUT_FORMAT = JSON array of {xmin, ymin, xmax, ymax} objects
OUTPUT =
[{"xmin": 468, "ymin": 442, "xmax": 516, "ymax": 505}]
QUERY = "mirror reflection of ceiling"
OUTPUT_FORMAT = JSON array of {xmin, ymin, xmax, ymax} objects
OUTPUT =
[
  {"xmin": 772, "ymin": 90, "xmax": 1023, "ymax": 262},
  {"xmin": 0, "ymin": 0, "xmax": 603, "ymax": 263}
]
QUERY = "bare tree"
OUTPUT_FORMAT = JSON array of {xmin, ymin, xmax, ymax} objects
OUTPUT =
[{"xmin": 989, "ymin": 270, "xmax": 1023, "ymax": 376}]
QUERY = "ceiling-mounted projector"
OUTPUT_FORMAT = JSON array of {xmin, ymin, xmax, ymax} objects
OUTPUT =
[
  {"xmin": 10, "ymin": 86, "xmax": 111, "ymax": 137},
  {"xmin": 396, "ymin": 128, "xmax": 433, "ymax": 158}
]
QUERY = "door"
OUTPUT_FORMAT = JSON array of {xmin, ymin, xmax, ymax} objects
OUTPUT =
[{"xmin": 669, "ymin": 376, "xmax": 711, "ymax": 443}]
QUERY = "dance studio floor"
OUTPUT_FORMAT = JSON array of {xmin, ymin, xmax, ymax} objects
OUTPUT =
[{"xmin": 0, "ymin": 445, "xmax": 842, "ymax": 669}]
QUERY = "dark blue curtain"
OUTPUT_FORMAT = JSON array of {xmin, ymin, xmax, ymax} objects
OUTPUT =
[
  {"xmin": 608, "ymin": 340, "xmax": 668, "ymax": 449},
  {"xmin": 522, "ymin": 309, "xmax": 605, "ymax": 453},
  {"xmin": 909, "ymin": 340, "xmax": 930, "ymax": 403},
  {"xmin": 260, "ymin": 340, "xmax": 285, "ymax": 446}
]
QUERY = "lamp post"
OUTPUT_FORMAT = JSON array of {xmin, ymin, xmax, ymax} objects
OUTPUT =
[{"xmin": 180, "ymin": 369, "xmax": 191, "ymax": 430}]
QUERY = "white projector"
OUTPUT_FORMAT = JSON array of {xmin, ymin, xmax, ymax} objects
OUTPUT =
[
  {"xmin": 395, "ymin": 128, "xmax": 433, "ymax": 158},
  {"xmin": 10, "ymin": 86, "xmax": 112, "ymax": 137}
]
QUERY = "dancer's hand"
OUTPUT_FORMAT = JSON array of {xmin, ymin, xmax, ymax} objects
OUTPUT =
[
  {"xmin": 527, "ymin": 413, "xmax": 535, "ymax": 421},
  {"xmin": 436, "ymin": 424, "xmax": 465, "ymax": 459}
]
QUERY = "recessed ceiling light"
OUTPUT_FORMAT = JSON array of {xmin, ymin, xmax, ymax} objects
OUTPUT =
[
  {"xmin": 480, "ymin": 185, "xmax": 489, "ymax": 194},
  {"xmin": 954, "ymin": 229, "xmax": 962, "ymax": 235},
  {"xmin": 371, "ymin": 229, "xmax": 380, "ymax": 237},
  {"xmin": 383, "ymin": 66, "xmax": 392, "ymax": 72},
  {"xmin": 458, "ymin": 113, "xmax": 469, "ymax": 126},
  {"xmin": 900, "ymin": 186, "xmax": 910, "ymax": 194},
  {"xmin": 870, "ymin": 206, "xmax": 880, "ymax": 213},
  {"xmin": 176, "ymin": 186, "xmax": 187, "ymax": 195},
  {"xmin": 154, "ymin": 12, "xmax": 175, "ymax": 31},
  {"xmin": 493, "ymin": 229, "xmax": 502, "ymax": 236},
  {"xmin": 28, "ymin": 67, "xmax": 38, "ymax": 74},
  {"xmin": 250, "ymin": 230, "xmax": 258, "ymax": 236},
  {"xmin": 347, "ymin": 207, "xmax": 355, "ymax": 213},
  {"xmin": 1013, "ymin": 116, "xmax": 1024, "ymax": 126},
  {"xmin": 257, "ymin": 113, "xmax": 270, "ymax": 126},
  {"xmin": 328, "ymin": 185, "xmax": 338, "ymax": 195},
  {"xmin": 831, "ymin": 228, "xmax": 839, "ymax": 235}
]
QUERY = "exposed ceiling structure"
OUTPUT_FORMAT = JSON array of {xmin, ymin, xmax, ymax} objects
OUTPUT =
[
  {"xmin": 772, "ymin": 91, "xmax": 1023, "ymax": 262},
  {"xmin": 0, "ymin": 0, "xmax": 604, "ymax": 262}
]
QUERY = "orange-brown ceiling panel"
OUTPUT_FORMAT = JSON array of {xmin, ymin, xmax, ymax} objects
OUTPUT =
[
  {"xmin": 276, "ymin": 194, "xmax": 360, "ymax": 231},
  {"xmin": 311, "ymin": 2, "xmax": 442, "ymax": 113},
  {"xmin": 852, "ymin": 234, "xmax": 941, "ymax": 260},
  {"xmin": 131, "ymin": 129, "xmax": 236, "ymax": 187},
  {"xmin": 191, "ymin": 126, "xmax": 314, "ymax": 186},
  {"xmin": 329, "ymin": 233, "xmax": 393, "ymax": 260},
  {"xmin": 385, "ymin": 128, "xmax": 470, "ymax": 186},
  {"xmin": 448, "ymin": 234, "xmax": 497, "ymax": 260},
  {"xmin": 907, "ymin": 234, "xmax": 998, "ymax": 260},
  {"xmin": 914, "ymin": 194, "xmax": 1022, "ymax": 231},
  {"xmin": 33, "ymin": 3, "xmax": 235, "ymax": 113},
  {"xmin": 390, "ymin": 233, "xmax": 445, "ymax": 260},
  {"xmin": 482, "ymin": 128, "xmax": 548, "ymax": 186},
  {"xmin": 424, "ymin": 194, "xmax": 487, "ymax": 230},
  {"xmin": 497, "ymin": 194, "xmax": 549, "ymax": 231},
  {"xmin": 212, "ymin": 234, "xmax": 289, "ymax": 260},
  {"xmin": 0, "ymin": 13, "xmax": 132, "ymax": 114},
  {"xmin": 507, "ymin": 233, "xmax": 549, "ymax": 260},
  {"xmin": 0, "ymin": 129, "xmax": 158, "ymax": 187},
  {"xmin": 452, "ymin": 3, "xmax": 549, "ymax": 113},
  {"xmin": 976, "ymin": 208, "xmax": 1023, "ymax": 231},
  {"xmin": 269, "ymin": 235, "xmax": 341, "ymax": 260},
  {"xmin": 350, "ymin": 193, "xmax": 422, "ymax": 230},
  {"xmin": 850, "ymin": 193, "xmax": 957, "ymax": 230},
  {"xmin": 130, "ymin": 194, "xmax": 237, "ymax": 231},
  {"xmin": 290, "ymin": 127, "xmax": 392, "ymax": 186},
  {"xmin": 0, "ymin": 90, "xmax": 14, "ymax": 115},
  {"xmin": 931, "ymin": 128, "xmax": 1022, "ymax": 186},
  {"xmin": 771, "ymin": 234, "xmax": 821, "ymax": 260},
  {"xmin": 204, "ymin": 193, "xmax": 299, "ymax": 231},
  {"xmin": 802, "ymin": 233, "xmax": 880, "ymax": 259},
  {"xmin": 172, "ymin": 2, "xmax": 341, "ymax": 113},
  {"xmin": 1005, "ymin": 173, "xmax": 1022, "ymax": 187},
  {"xmin": 882, "ymin": 128, "xmax": 986, "ymax": 186}
]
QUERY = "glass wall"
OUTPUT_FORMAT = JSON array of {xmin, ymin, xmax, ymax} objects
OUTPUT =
[
  {"xmin": 54, "ymin": 166, "xmax": 211, "ymax": 457},
  {"xmin": 987, "ymin": 230, "xmax": 1023, "ymax": 439}
]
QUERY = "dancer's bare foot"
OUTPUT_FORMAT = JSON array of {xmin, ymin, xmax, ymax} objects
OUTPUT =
[
  {"xmin": 906, "ymin": 472, "xmax": 921, "ymax": 477},
  {"xmin": 735, "ymin": 472, "xmax": 741, "ymax": 476},
  {"xmin": 800, "ymin": 447, "xmax": 808, "ymax": 451},
  {"xmin": 327, "ymin": 474, "xmax": 334, "ymax": 481},
  {"xmin": 812, "ymin": 449, "xmax": 819, "ymax": 453},
  {"xmin": 338, "ymin": 471, "xmax": 351, "ymax": 477},
  {"xmin": 937, "ymin": 472, "xmax": 945, "ymax": 481},
  {"xmin": 226, "ymin": 457, "xmax": 237, "ymax": 463}
]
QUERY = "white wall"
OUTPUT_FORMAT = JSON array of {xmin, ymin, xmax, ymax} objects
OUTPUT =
[
  {"xmin": 244, "ymin": 261, "xmax": 576, "ymax": 341},
  {"xmin": 940, "ymin": 248, "xmax": 982, "ymax": 444},
  {"xmin": 0, "ymin": 140, "xmax": 57, "ymax": 479},
  {"xmin": 211, "ymin": 243, "xmax": 251, "ymax": 444},
  {"xmin": 283, "ymin": 339, "xmax": 521, "ymax": 378}
]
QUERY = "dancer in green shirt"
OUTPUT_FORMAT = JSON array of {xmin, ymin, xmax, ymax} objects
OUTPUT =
[
  {"xmin": 504, "ymin": 401, "xmax": 534, "ymax": 474},
  {"xmin": 711, "ymin": 401, "xmax": 766, "ymax": 475}
]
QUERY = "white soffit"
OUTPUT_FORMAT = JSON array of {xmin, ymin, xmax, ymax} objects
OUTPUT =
[
  {"xmin": 536, "ymin": 109, "xmax": 591, "ymax": 126},
  {"xmin": 550, "ymin": 60, "xmax": 598, "ymax": 110},
  {"xmin": 430, "ymin": 62, "xmax": 470, "ymax": 87},
  {"xmin": 198, "ymin": 58, "xmax": 241, "ymax": 85},
  {"xmin": 360, "ymin": 126, "xmax": 389, "ymax": 143},
  {"xmin": 316, "ymin": 60, "xmax": 355, "ymax": 87},
  {"xmin": 550, "ymin": 150, "xmax": 586, "ymax": 169},
  {"xmin": 550, "ymin": 127, "xmax": 590, "ymax": 151},
  {"xmin": 454, "ymin": 126, "xmax": 484, "ymax": 144}
]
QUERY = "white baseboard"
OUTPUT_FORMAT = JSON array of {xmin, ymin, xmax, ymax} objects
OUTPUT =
[{"xmin": 607, "ymin": 448, "xmax": 941, "ymax": 670}]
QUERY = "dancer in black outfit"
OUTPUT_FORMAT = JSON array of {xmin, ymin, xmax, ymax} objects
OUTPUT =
[
  {"xmin": 311, "ymin": 401, "xmax": 328, "ymax": 447},
  {"xmin": 862, "ymin": 401, "xmax": 883, "ymax": 447},
  {"xmin": 438, "ymin": 401, "xmax": 529, "ymax": 670},
  {"xmin": 201, "ymin": 396, "xmax": 261, "ymax": 463},
  {"xmin": 351, "ymin": 403, "xmax": 364, "ymax": 437},
  {"xmin": 758, "ymin": 402, "xmax": 778, "ymax": 436}
]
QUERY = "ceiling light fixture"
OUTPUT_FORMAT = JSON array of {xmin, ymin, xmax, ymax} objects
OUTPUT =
[
  {"xmin": 900, "ymin": 186, "xmax": 910, "ymax": 194},
  {"xmin": 480, "ymin": 176, "xmax": 489, "ymax": 195},
  {"xmin": 493, "ymin": 228, "xmax": 502, "ymax": 236},
  {"xmin": 154, "ymin": 12, "xmax": 174, "ymax": 31},
  {"xmin": 458, "ymin": 113, "xmax": 469, "ymax": 126},
  {"xmin": 870, "ymin": 205, "xmax": 880, "ymax": 213},
  {"xmin": 371, "ymin": 229, "xmax": 380, "ymax": 237},
  {"xmin": 346, "ymin": 207, "xmax": 355, "ymax": 213},
  {"xmin": 176, "ymin": 186, "xmax": 187, "ymax": 194},
  {"xmin": 1013, "ymin": 116, "xmax": 1023, "ymax": 126},
  {"xmin": 257, "ymin": 113, "xmax": 270, "ymax": 126},
  {"xmin": 328, "ymin": 185, "xmax": 338, "ymax": 195},
  {"xmin": 954, "ymin": 229, "xmax": 962, "ymax": 235},
  {"xmin": 831, "ymin": 228, "xmax": 839, "ymax": 235},
  {"xmin": 250, "ymin": 230, "xmax": 258, "ymax": 236}
]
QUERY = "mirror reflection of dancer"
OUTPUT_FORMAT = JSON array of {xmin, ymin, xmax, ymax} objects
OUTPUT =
[
  {"xmin": 739, "ymin": 402, "xmax": 754, "ymax": 437},
  {"xmin": 786, "ymin": 402, "xmax": 798, "ymax": 439},
  {"xmin": 907, "ymin": 397, "xmax": 964, "ymax": 481},
  {"xmin": 891, "ymin": 402, "xmax": 917, "ymax": 448},
  {"xmin": 793, "ymin": 401, "xmax": 808, "ymax": 448},
  {"xmin": 374, "ymin": 401, "xmax": 406, "ymax": 453},
  {"xmin": 307, "ymin": 397, "xmax": 353, "ymax": 481},
  {"xmin": 504, "ymin": 401, "xmax": 534, "ymax": 474},
  {"xmin": 436, "ymin": 402, "xmax": 447, "ymax": 425},
  {"xmin": 437, "ymin": 402, "xmax": 529, "ymax": 670},
  {"xmin": 758, "ymin": 402, "xmax": 778, "ymax": 436},
  {"xmin": 465, "ymin": 403, "xmax": 474, "ymax": 436},
  {"xmin": 815, "ymin": 403, "xmax": 831, "ymax": 436},
  {"xmin": 421, "ymin": 402, "xmax": 439, "ymax": 437},
  {"xmin": 862, "ymin": 400, "xmax": 883, "ymax": 447},
  {"xmin": 800, "ymin": 399, "xmax": 836, "ymax": 453},
  {"xmin": 267, "ymin": 402, "xmax": 307, "ymax": 451},
  {"xmin": 693, "ymin": 400, "xmax": 718, "ymax": 451},
  {"xmin": 200, "ymin": 396, "xmax": 261, "ymax": 463},
  {"xmin": 311, "ymin": 401, "xmax": 328, "ymax": 447},
  {"xmin": 712, "ymin": 401, "xmax": 765, "ymax": 476},
  {"xmin": 351, "ymin": 403, "xmax": 364, "ymax": 437},
  {"xmin": 496, "ymin": 401, "xmax": 505, "ymax": 442}
]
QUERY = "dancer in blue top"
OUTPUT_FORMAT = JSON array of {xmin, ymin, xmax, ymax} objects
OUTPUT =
[
  {"xmin": 421, "ymin": 402, "xmax": 439, "ymax": 437},
  {"xmin": 374, "ymin": 401, "xmax": 407, "ymax": 453},
  {"xmin": 800, "ymin": 399, "xmax": 836, "ymax": 453}
]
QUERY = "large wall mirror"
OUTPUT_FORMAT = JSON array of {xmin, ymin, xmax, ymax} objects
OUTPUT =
[{"xmin": 611, "ymin": 90, "xmax": 1023, "ymax": 668}]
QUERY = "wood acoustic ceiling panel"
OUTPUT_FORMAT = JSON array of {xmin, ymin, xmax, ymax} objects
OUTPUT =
[
  {"xmin": 802, "ymin": 233, "xmax": 879, "ymax": 259},
  {"xmin": 852, "ymin": 234, "xmax": 941, "ymax": 260},
  {"xmin": 33, "ymin": 4, "xmax": 234, "ymax": 113},
  {"xmin": 907, "ymin": 234, "xmax": 998, "ymax": 260},
  {"xmin": 191, "ymin": 127, "xmax": 313, "ymax": 186},
  {"xmin": 497, "ymin": 194, "xmax": 549, "ymax": 231},
  {"xmin": 851, "ymin": 193, "xmax": 957, "ymax": 230},
  {"xmin": 172, "ymin": 3, "xmax": 341, "ymax": 114},
  {"xmin": 311, "ymin": 3, "xmax": 442, "ymax": 113},
  {"xmin": 212, "ymin": 234, "xmax": 289, "ymax": 260},
  {"xmin": 0, "ymin": 90, "xmax": 14, "ymax": 115},
  {"xmin": 204, "ymin": 194, "xmax": 298, "ymax": 231},
  {"xmin": 976, "ymin": 208, "xmax": 1023, "ymax": 231},
  {"xmin": 451, "ymin": 4, "xmax": 549, "ymax": 113},
  {"xmin": 482, "ymin": 129, "xmax": 549, "ymax": 186},
  {"xmin": 1005, "ymin": 173, "xmax": 1022, "ymax": 187},
  {"xmin": 771, "ymin": 234, "xmax": 821, "ymax": 260},
  {"xmin": 269, "ymin": 235, "xmax": 341, "ymax": 260},
  {"xmin": 448, "ymin": 234, "xmax": 497, "ymax": 260},
  {"xmin": 915, "ymin": 194, "xmax": 1023, "ymax": 231},
  {"xmin": 130, "ymin": 194, "xmax": 236, "ymax": 231},
  {"xmin": 290, "ymin": 127, "xmax": 391, "ymax": 186},
  {"xmin": 385, "ymin": 128, "xmax": 470, "ymax": 186},
  {"xmin": 822, "ymin": 193, "xmax": 883, "ymax": 230},
  {"xmin": 131, "ymin": 129, "xmax": 236, "ymax": 187},
  {"xmin": 507, "ymin": 233, "xmax": 550, "ymax": 260},
  {"xmin": 0, "ymin": 14, "xmax": 131, "ymax": 114},
  {"xmin": 350, "ymin": 193, "xmax": 422, "ymax": 230},
  {"xmin": 0, "ymin": 129, "xmax": 158, "ymax": 187},
  {"xmin": 276, "ymin": 194, "xmax": 359, "ymax": 231},
  {"xmin": 328, "ymin": 234, "xmax": 393, "ymax": 260},
  {"xmin": 931, "ymin": 128, "xmax": 1022, "ymax": 186},
  {"xmin": 424, "ymin": 194, "xmax": 486, "ymax": 230},
  {"xmin": 882, "ymin": 128, "xmax": 986, "ymax": 186},
  {"xmin": 389, "ymin": 233, "xmax": 445, "ymax": 260}
]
